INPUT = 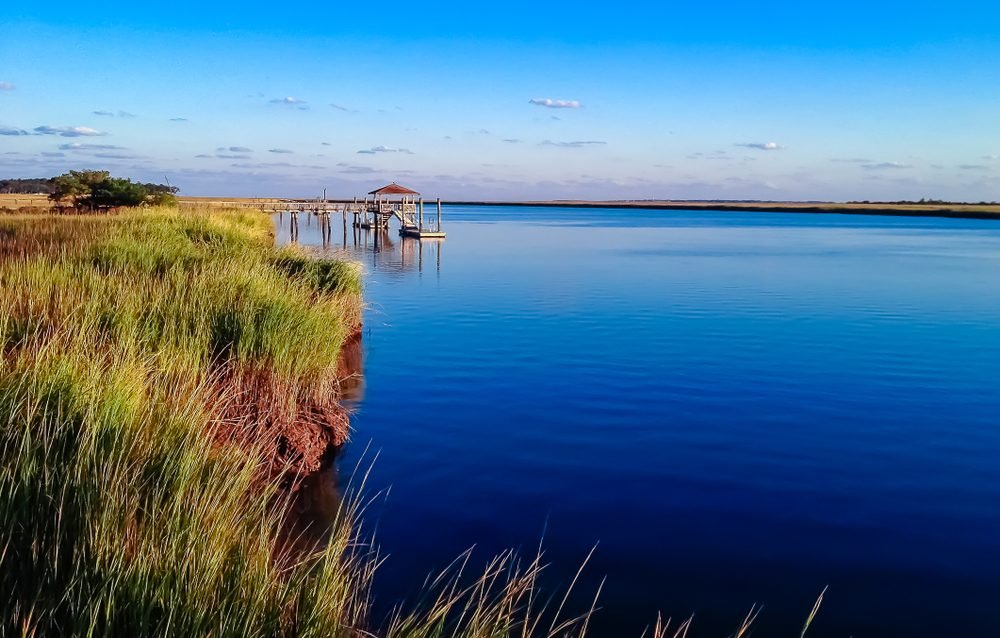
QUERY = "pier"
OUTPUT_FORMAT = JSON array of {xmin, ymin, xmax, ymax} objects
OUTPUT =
[{"xmin": 203, "ymin": 182, "xmax": 446, "ymax": 240}]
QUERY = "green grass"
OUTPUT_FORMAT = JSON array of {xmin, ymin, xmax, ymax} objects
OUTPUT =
[
  {"xmin": 0, "ymin": 207, "xmax": 372, "ymax": 636},
  {"xmin": 0, "ymin": 207, "xmax": 827, "ymax": 637}
]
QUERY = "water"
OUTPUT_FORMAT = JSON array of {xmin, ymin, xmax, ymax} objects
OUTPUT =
[{"xmin": 276, "ymin": 206, "xmax": 1000, "ymax": 637}]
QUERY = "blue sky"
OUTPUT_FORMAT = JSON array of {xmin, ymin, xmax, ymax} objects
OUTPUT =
[{"xmin": 2, "ymin": 1, "xmax": 999, "ymax": 200}]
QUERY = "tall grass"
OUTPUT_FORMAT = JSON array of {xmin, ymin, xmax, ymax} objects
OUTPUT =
[
  {"xmin": 0, "ymin": 207, "xmax": 827, "ymax": 637},
  {"xmin": 0, "ymin": 207, "xmax": 372, "ymax": 635}
]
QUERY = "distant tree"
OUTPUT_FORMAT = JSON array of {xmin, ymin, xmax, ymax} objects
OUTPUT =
[
  {"xmin": 49, "ymin": 170, "xmax": 110, "ymax": 208},
  {"xmin": 44, "ymin": 170, "xmax": 179, "ymax": 209},
  {"xmin": 0, "ymin": 177, "xmax": 56, "ymax": 194},
  {"xmin": 143, "ymin": 182, "xmax": 180, "ymax": 207},
  {"xmin": 86, "ymin": 177, "xmax": 148, "ymax": 208}
]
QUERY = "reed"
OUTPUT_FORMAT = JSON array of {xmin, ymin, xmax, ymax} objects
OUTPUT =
[{"xmin": 0, "ymin": 207, "xmax": 370, "ymax": 636}]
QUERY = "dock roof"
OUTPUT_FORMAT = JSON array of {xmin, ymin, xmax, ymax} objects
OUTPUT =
[{"xmin": 368, "ymin": 182, "xmax": 419, "ymax": 196}]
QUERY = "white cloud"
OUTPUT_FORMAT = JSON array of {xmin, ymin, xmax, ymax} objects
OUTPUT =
[
  {"xmin": 529, "ymin": 98, "xmax": 582, "ymax": 109},
  {"xmin": 540, "ymin": 140, "xmax": 606, "ymax": 148},
  {"xmin": 861, "ymin": 161, "xmax": 911, "ymax": 170},
  {"xmin": 34, "ymin": 125, "xmax": 106, "ymax": 137},
  {"xmin": 269, "ymin": 148, "xmax": 294, "ymax": 154},
  {"xmin": 169, "ymin": 117, "xmax": 189, "ymax": 122},
  {"xmin": 736, "ymin": 142, "xmax": 784, "ymax": 151},
  {"xmin": 958, "ymin": 164, "xmax": 990, "ymax": 171},
  {"xmin": 270, "ymin": 96, "xmax": 306, "ymax": 105},
  {"xmin": 59, "ymin": 143, "xmax": 125, "ymax": 151},
  {"xmin": 502, "ymin": 138, "xmax": 521, "ymax": 143},
  {"xmin": 0, "ymin": 126, "xmax": 29, "ymax": 136},
  {"xmin": 218, "ymin": 146, "xmax": 253, "ymax": 153},
  {"xmin": 357, "ymin": 145, "xmax": 413, "ymax": 155},
  {"xmin": 93, "ymin": 110, "xmax": 135, "ymax": 118},
  {"xmin": 0, "ymin": 82, "xmax": 14, "ymax": 91}
]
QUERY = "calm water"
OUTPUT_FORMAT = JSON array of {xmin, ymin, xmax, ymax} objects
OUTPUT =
[{"xmin": 276, "ymin": 206, "xmax": 1000, "ymax": 637}]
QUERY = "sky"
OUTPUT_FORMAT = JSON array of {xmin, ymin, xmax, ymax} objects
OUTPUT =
[{"xmin": 2, "ymin": 1, "xmax": 999, "ymax": 201}]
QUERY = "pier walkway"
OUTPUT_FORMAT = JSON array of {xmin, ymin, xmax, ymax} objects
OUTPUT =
[{"xmin": 190, "ymin": 182, "xmax": 445, "ymax": 239}]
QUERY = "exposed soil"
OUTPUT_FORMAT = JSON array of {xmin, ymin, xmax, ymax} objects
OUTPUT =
[{"xmin": 211, "ymin": 328, "xmax": 364, "ymax": 482}]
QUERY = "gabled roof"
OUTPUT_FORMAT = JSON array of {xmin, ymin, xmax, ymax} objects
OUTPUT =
[{"xmin": 368, "ymin": 182, "xmax": 419, "ymax": 196}]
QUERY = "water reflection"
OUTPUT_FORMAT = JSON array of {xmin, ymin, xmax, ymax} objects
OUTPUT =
[{"xmin": 274, "ymin": 211, "xmax": 444, "ymax": 278}]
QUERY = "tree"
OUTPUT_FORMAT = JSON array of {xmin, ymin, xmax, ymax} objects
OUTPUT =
[
  {"xmin": 45, "ymin": 171, "xmax": 179, "ymax": 209},
  {"xmin": 87, "ymin": 177, "xmax": 148, "ymax": 208},
  {"xmin": 49, "ymin": 170, "xmax": 110, "ymax": 208}
]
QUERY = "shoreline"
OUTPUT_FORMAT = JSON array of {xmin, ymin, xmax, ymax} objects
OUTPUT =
[
  {"xmin": 441, "ymin": 199, "xmax": 1000, "ymax": 220},
  {"xmin": 4, "ymin": 194, "xmax": 1000, "ymax": 221}
]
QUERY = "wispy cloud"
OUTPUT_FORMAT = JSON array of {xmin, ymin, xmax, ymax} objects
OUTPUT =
[
  {"xmin": 687, "ymin": 150, "xmax": 729, "ymax": 160},
  {"xmin": 502, "ymin": 138, "xmax": 521, "ymax": 144},
  {"xmin": 269, "ymin": 97, "xmax": 308, "ymax": 110},
  {"xmin": 218, "ymin": 146, "xmax": 253, "ymax": 153},
  {"xmin": 216, "ymin": 154, "xmax": 251, "ymax": 159},
  {"xmin": 169, "ymin": 117, "xmax": 189, "ymax": 122},
  {"xmin": 268, "ymin": 148, "xmax": 294, "ymax": 154},
  {"xmin": 861, "ymin": 161, "xmax": 911, "ymax": 170},
  {"xmin": 231, "ymin": 161, "xmax": 325, "ymax": 170},
  {"xmin": 59, "ymin": 143, "xmax": 125, "ymax": 151},
  {"xmin": 336, "ymin": 162, "xmax": 377, "ymax": 174},
  {"xmin": 529, "ymin": 98, "xmax": 582, "ymax": 109},
  {"xmin": 958, "ymin": 164, "xmax": 990, "ymax": 171},
  {"xmin": 831, "ymin": 157, "xmax": 871, "ymax": 163},
  {"xmin": 330, "ymin": 103, "xmax": 354, "ymax": 112},
  {"xmin": 0, "ymin": 82, "xmax": 14, "ymax": 91},
  {"xmin": 93, "ymin": 110, "xmax": 136, "ymax": 118},
  {"xmin": 0, "ymin": 126, "xmax": 30, "ymax": 136},
  {"xmin": 93, "ymin": 152, "xmax": 144, "ymax": 160},
  {"xmin": 735, "ymin": 142, "xmax": 784, "ymax": 151},
  {"xmin": 540, "ymin": 140, "xmax": 606, "ymax": 148},
  {"xmin": 983, "ymin": 154, "xmax": 1000, "ymax": 161},
  {"xmin": 34, "ymin": 125, "xmax": 106, "ymax": 137},
  {"xmin": 41, "ymin": 152, "xmax": 65, "ymax": 157},
  {"xmin": 357, "ymin": 145, "xmax": 413, "ymax": 155}
]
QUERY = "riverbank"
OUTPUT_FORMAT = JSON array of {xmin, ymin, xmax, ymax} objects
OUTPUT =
[{"xmin": 0, "ymin": 207, "xmax": 372, "ymax": 634}]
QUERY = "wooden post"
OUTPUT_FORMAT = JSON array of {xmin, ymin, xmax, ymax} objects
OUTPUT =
[
  {"xmin": 436, "ymin": 198, "xmax": 442, "ymax": 232},
  {"xmin": 418, "ymin": 197, "xmax": 424, "ymax": 230},
  {"xmin": 418, "ymin": 198, "xmax": 424, "ymax": 230}
]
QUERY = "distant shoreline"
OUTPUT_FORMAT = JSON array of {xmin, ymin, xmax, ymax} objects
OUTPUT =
[
  {"xmin": 441, "ymin": 200, "xmax": 1000, "ymax": 220},
  {"xmin": 4, "ymin": 193, "xmax": 1000, "ymax": 221}
]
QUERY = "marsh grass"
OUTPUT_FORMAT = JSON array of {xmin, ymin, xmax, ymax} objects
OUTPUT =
[
  {"xmin": 0, "ymin": 207, "xmax": 828, "ymax": 637},
  {"xmin": 0, "ymin": 207, "xmax": 372, "ymax": 635}
]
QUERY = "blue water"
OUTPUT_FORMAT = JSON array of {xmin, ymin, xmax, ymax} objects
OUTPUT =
[{"xmin": 277, "ymin": 206, "xmax": 1000, "ymax": 637}]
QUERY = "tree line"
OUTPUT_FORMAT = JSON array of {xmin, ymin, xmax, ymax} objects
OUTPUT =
[
  {"xmin": 0, "ymin": 177, "xmax": 57, "ymax": 194},
  {"xmin": 2, "ymin": 172, "xmax": 178, "ymax": 208}
]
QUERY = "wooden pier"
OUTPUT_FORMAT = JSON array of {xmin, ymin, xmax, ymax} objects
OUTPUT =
[{"xmin": 204, "ymin": 182, "xmax": 446, "ymax": 240}]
